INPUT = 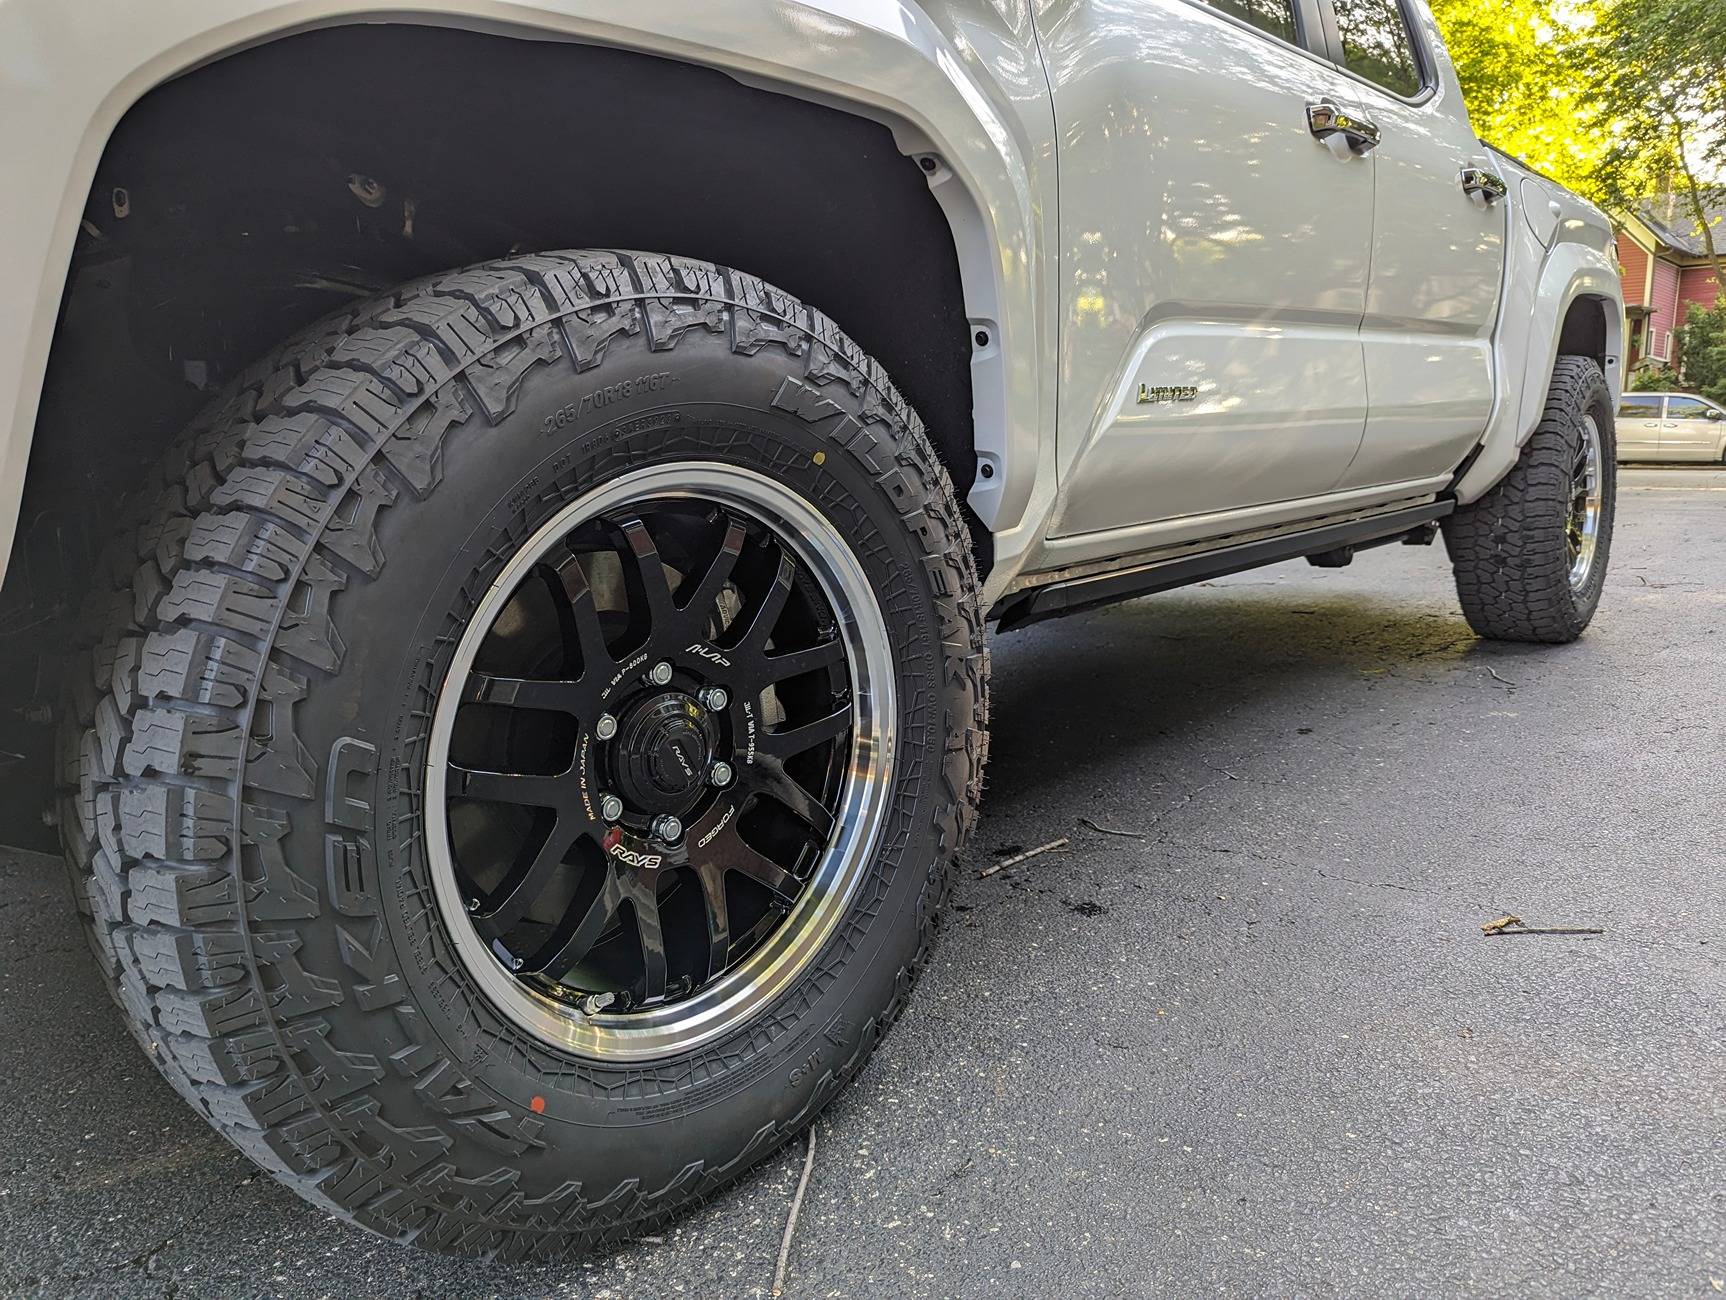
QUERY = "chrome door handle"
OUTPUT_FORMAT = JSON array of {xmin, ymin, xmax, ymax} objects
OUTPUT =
[
  {"xmin": 1307, "ymin": 101, "xmax": 1380, "ymax": 154},
  {"xmin": 1461, "ymin": 166, "xmax": 1508, "ymax": 204}
]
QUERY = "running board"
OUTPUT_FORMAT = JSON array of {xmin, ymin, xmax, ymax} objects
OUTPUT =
[{"xmin": 990, "ymin": 500, "xmax": 1454, "ymax": 632}]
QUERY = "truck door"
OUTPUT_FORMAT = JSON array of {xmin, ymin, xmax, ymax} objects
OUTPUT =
[
  {"xmin": 1035, "ymin": 0, "xmax": 1378, "ymax": 539},
  {"xmin": 1323, "ymin": 0, "xmax": 1509, "ymax": 490}
]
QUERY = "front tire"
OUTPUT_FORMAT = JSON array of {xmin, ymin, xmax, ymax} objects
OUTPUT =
[
  {"xmin": 1444, "ymin": 355, "xmax": 1615, "ymax": 643},
  {"xmin": 58, "ymin": 251, "xmax": 988, "ymax": 1258}
]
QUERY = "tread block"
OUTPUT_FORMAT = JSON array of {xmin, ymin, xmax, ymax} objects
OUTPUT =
[
  {"xmin": 129, "ymin": 924, "xmax": 248, "ymax": 991},
  {"xmin": 124, "ymin": 706, "xmax": 242, "ymax": 779}
]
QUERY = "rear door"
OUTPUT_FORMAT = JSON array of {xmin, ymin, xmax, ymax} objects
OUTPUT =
[
  {"xmin": 1321, "ymin": 0, "xmax": 1508, "ymax": 491},
  {"xmin": 1662, "ymin": 396, "xmax": 1723, "ymax": 460},
  {"xmin": 1615, "ymin": 394, "xmax": 1666, "ymax": 459},
  {"xmin": 1036, "ymin": 0, "xmax": 1379, "ymax": 539}
]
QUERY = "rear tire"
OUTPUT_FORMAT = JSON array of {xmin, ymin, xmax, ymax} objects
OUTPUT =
[
  {"xmin": 57, "ymin": 251, "xmax": 988, "ymax": 1259},
  {"xmin": 1444, "ymin": 355, "xmax": 1615, "ymax": 643}
]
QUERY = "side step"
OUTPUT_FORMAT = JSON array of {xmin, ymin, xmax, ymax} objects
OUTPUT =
[{"xmin": 990, "ymin": 500, "xmax": 1453, "ymax": 632}]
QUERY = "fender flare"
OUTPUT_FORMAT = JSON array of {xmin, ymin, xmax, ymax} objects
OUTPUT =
[
  {"xmin": 1454, "ymin": 235, "xmax": 1623, "ymax": 505},
  {"xmin": 0, "ymin": 0, "xmax": 1058, "ymax": 588}
]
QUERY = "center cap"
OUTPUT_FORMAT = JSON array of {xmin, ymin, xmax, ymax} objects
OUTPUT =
[{"xmin": 611, "ymin": 690, "xmax": 718, "ymax": 817}]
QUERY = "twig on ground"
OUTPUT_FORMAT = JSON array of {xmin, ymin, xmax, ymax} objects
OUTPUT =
[
  {"xmin": 1078, "ymin": 817, "xmax": 1147, "ymax": 840},
  {"xmin": 1483, "ymin": 914, "xmax": 1604, "ymax": 937},
  {"xmin": 979, "ymin": 837, "xmax": 1069, "ymax": 877},
  {"xmin": 772, "ymin": 1126, "xmax": 818, "ymax": 1298},
  {"xmin": 1484, "ymin": 665, "xmax": 1516, "ymax": 687}
]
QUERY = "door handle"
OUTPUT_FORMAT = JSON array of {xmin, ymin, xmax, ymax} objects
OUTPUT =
[
  {"xmin": 1307, "ymin": 101, "xmax": 1380, "ymax": 155},
  {"xmin": 1460, "ymin": 166, "xmax": 1508, "ymax": 205}
]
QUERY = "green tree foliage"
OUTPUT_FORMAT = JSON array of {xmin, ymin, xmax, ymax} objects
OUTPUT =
[
  {"xmin": 1430, "ymin": 0, "xmax": 1610, "ymax": 200},
  {"xmin": 1590, "ymin": 0, "xmax": 1726, "ymax": 285},
  {"xmin": 1676, "ymin": 304, "xmax": 1726, "ymax": 402},
  {"xmin": 1629, "ymin": 364, "xmax": 1680, "ymax": 391}
]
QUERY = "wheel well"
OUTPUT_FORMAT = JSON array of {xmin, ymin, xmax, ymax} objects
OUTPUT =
[
  {"xmin": 17, "ymin": 24, "xmax": 981, "ymax": 574},
  {"xmin": 1557, "ymin": 296, "xmax": 1610, "ymax": 371},
  {"xmin": 0, "ymin": 24, "xmax": 980, "ymax": 844}
]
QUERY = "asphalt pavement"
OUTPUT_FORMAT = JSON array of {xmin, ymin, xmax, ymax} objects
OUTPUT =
[{"xmin": 2, "ymin": 467, "xmax": 1721, "ymax": 1298}]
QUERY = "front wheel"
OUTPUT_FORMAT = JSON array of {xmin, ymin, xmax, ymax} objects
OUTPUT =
[
  {"xmin": 59, "ymin": 251, "xmax": 988, "ymax": 1258},
  {"xmin": 1444, "ymin": 355, "xmax": 1615, "ymax": 643}
]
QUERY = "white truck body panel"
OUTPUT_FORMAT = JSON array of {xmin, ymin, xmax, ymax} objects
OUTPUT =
[
  {"xmin": 0, "ymin": 0, "xmax": 1057, "ymax": 603},
  {"xmin": 1035, "ymin": 0, "xmax": 1379, "ymax": 539},
  {"xmin": 0, "ymin": 0, "xmax": 1623, "ymax": 603}
]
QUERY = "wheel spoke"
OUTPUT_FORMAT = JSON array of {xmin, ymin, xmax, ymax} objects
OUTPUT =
[
  {"xmin": 706, "ymin": 825, "xmax": 802, "ymax": 905},
  {"xmin": 473, "ymin": 819, "xmax": 582, "ymax": 935},
  {"xmin": 677, "ymin": 514, "xmax": 748, "ymax": 633},
  {"xmin": 633, "ymin": 888, "xmax": 670, "ymax": 1003},
  {"xmin": 525, "ymin": 864, "xmax": 625, "ymax": 980},
  {"xmin": 693, "ymin": 865, "xmax": 731, "ymax": 982},
  {"xmin": 728, "ymin": 550, "xmax": 796, "ymax": 651},
  {"xmin": 539, "ymin": 552, "xmax": 612, "ymax": 677},
  {"xmin": 461, "ymin": 672, "xmax": 589, "ymax": 717},
  {"xmin": 750, "ymin": 757, "xmax": 837, "ymax": 842},
  {"xmin": 449, "ymin": 763, "xmax": 571, "ymax": 810},
  {"xmin": 620, "ymin": 517, "xmax": 677, "ymax": 636},
  {"xmin": 756, "ymin": 636, "xmax": 845, "ymax": 685},
  {"xmin": 758, "ymin": 702, "xmax": 853, "ymax": 762}
]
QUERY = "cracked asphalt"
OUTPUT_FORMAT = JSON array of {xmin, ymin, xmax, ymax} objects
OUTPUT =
[{"xmin": 2, "ymin": 469, "xmax": 1721, "ymax": 1298}]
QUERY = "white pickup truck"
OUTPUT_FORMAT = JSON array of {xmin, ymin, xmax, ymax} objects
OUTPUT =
[{"xmin": 0, "ymin": 0, "xmax": 1621, "ymax": 1258}]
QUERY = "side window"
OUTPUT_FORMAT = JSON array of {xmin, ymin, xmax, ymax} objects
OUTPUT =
[
  {"xmin": 1331, "ymin": 0, "xmax": 1423, "ymax": 95},
  {"xmin": 1666, "ymin": 397, "xmax": 1713, "ymax": 421},
  {"xmin": 1199, "ymin": 0, "xmax": 1298, "ymax": 44},
  {"xmin": 1618, "ymin": 395, "xmax": 1664, "ymax": 420}
]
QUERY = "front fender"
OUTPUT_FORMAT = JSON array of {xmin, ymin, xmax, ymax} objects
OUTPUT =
[
  {"xmin": 1453, "ymin": 223, "xmax": 1623, "ymax": 505},
  {"xmin": 0, "ymin": 0, "xmax": 1058, "ymax": 591}
]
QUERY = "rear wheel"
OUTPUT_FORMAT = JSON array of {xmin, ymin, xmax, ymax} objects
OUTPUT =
[
  {"xmin": 58, "ymin": 251, "xmax": 988, "ymax": 1258},
  {"xmin": 1444, "ymin": 355, "xmax": 1615, "ymax": 643}
]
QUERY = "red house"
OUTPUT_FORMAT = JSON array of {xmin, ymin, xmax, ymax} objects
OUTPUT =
[{"xmin": 1616, "ymin": 196, "xmax": 1724, "ymax": 374}]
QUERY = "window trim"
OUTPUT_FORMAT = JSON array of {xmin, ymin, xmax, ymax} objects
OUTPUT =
[
  {"xmin": 1313, "ymin": 0, "xmax": 1436, "ymax": 106},
  {"xmin": 1172, "ymin": 0, "xmax": 1333, "ymax": 66},
  {"xmin": 1666, "ymin": 396, "xmax": 1714, "ymax": 420}
]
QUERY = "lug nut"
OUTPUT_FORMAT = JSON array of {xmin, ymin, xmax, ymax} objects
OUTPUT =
[
  {"xmin": 652, "ymin": 814, "xmax": 683, "ymax": 843},
  {"xmin": 595, "ymin": 713, "xmax": 617, "ymax": 740},
  {"xmin": 600, "ymin": 793, "xmax": 624, "ymax": 822},
  {"xmin": 648, "ymin": 660, "xmax": 674, "ymax": 686},
  {"xmin": 709, "ymin": 761, "xmax": 734, "ymax": 788},
  {"xmin": 699, "ymin": 686, "xmax": 729, "ymax": 711}
]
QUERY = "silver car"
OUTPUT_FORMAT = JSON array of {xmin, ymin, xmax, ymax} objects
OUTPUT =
[{"xmin": 1617, "ymin": 391, "xmax": 1726, "ymax": 462}]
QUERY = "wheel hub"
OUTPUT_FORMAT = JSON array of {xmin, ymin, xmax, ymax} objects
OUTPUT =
[
  {"xmin": 423, "ymin": 463, "xmax": 896, "ymax": 1061},
  {"xmin": 1567, "ymin": 412, "xmax": 1604, "ymax": 591},
  {"xmin": 609, "ymin": 688, "xmax": 720, "ymax": 819}
]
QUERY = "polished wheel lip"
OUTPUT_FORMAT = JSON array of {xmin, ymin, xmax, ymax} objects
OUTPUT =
[
  {"xmin": 1568, "ymin": 413, "xmax": 1604, "ymax": 591},
  {"xmin": 425, "ymin": 463, "xmax": 895, "ymax": 1062}
]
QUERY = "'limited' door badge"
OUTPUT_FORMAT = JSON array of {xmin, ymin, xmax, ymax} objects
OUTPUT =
[{"xmin": 1137, "ymin": 384, "xmax": 1200, "ymax": 405}]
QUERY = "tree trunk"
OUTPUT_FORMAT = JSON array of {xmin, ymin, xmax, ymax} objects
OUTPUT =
[{"xmin": 1671, "ymin": 119, "xmax": 1726, "ymax": 302}]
